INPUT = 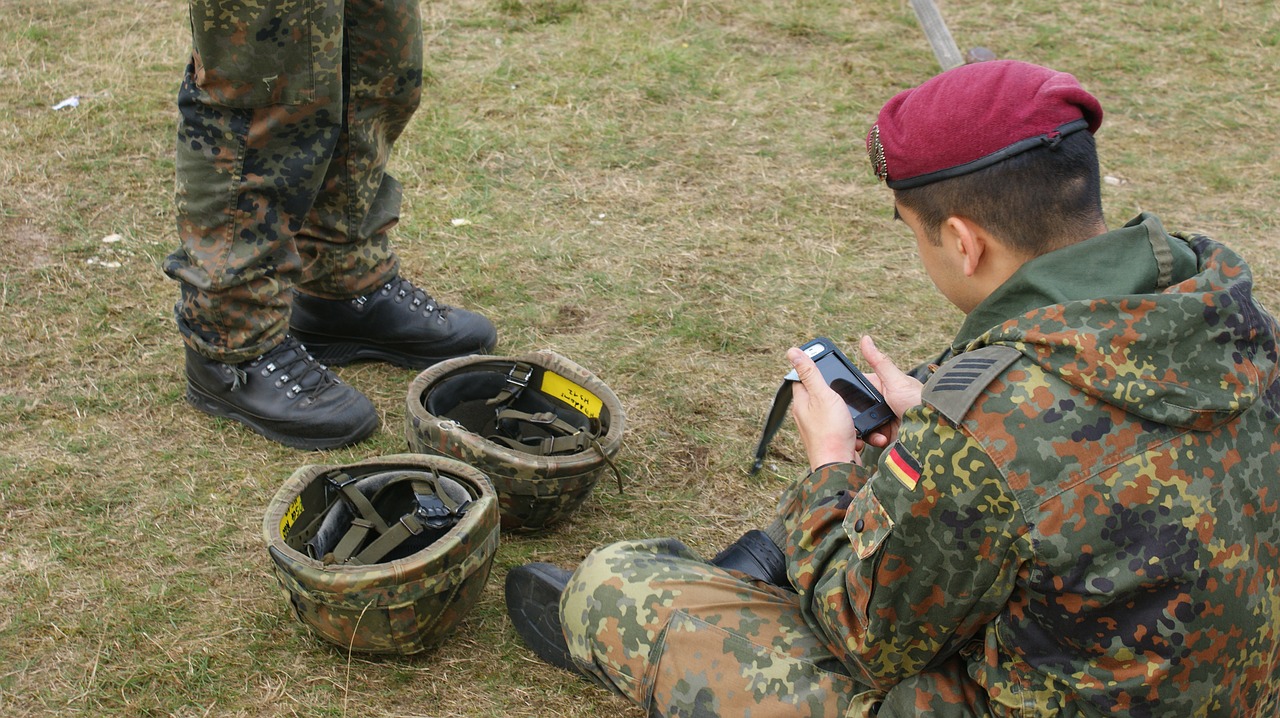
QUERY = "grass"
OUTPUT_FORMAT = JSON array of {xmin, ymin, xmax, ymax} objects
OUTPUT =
[{"xmin": 2, "ymin": 0, "xmax": 1278, "ymax": 715}]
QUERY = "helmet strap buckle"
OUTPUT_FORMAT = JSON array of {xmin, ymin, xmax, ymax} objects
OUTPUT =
[
  {"xmin": 486, "ymin": 362, "xmax": 535, "ymax": 407},
  {"xmin": 535, "ymin": 431, "xmax": 592, "ymax": 455},
  {"xmin": 413, "ymin": 492, "xmax": 457, "ymax": 530},
  {"xmin": 398, "ymin": 513, "xmax": 425, "ymax": 536}
]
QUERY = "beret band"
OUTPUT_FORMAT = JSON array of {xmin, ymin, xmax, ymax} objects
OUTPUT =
[{"xmin": 867, "ymin": 61, "xmax": 1103, "ymax": 188}]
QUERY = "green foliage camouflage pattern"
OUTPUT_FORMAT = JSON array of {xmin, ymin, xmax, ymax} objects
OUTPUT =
[
  {"xmin": 164, "ymin": 0, "xmax": 422, "ymax": 361},
  {"xmin": 262, "ymin": 454, "xmax": 499, "ymax": 655},
  {"xmin": 405, "ymin": 351, "xmax": 626, "ymax": 532},
  {"xmin": 562, "ymin": 538, "xmax": 871, "ymax": 716},
  {"xmin": 562, "ymin": 217, "xmax": 1280, "ymax": 716}
]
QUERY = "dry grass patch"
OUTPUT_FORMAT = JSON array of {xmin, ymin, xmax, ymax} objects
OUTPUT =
[{"xmin": 1, "ymin": 0, "xmax": 1277, "ymax": 715}]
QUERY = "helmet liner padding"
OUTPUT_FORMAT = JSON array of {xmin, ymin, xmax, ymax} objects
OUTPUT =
[
  {"xmin": 423, "ymin": 366, "xmax": 599, "ymax": 446},
  {"xmin": 301, "ymin": 469, "xmax": 476, "ymax": 564}
]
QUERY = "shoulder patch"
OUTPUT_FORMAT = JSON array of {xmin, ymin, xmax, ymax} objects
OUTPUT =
[{"xmin": 923, "ymin": 345, "xmax": 1023, "ymax": 425}]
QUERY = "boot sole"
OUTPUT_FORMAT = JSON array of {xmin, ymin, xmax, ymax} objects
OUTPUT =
[
  {"xmin": 185, "ymin": 384, "xmax": 378, "ymax": 451},
  {"xmin": 504, "ymin": 565, "xmax": 577, "ymax": 672}
]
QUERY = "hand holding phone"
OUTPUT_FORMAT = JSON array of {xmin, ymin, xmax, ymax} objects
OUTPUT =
[
  {"xmin": 749, "ymin": 336, "xmax": 896, "ymax": 475},
  {"xmin": 788, "ymin": 337, "xmax": 893, "ymax": 437}
]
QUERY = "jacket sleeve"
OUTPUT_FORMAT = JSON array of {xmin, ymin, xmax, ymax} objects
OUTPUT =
[{"xmin": 781, "ymin": 403, "xmax": 1031, "ymax": 688}]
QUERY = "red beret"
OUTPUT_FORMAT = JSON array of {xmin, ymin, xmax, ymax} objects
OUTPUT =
[{"xmin": 867, "ymin": 60, "xmax": 1103, "ymax": 189}]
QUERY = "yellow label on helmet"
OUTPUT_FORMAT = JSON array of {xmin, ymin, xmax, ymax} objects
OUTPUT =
[
  {"xmin": 279, "ymin": 495, "xmax": 305, "ymax": 539},
  {"xmin": 541, "ymin": 371, "xmax": 603, "ymax": 419}
]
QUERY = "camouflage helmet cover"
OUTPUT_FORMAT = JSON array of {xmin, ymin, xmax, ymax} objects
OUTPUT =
[
  {"xmin": 405, "ymin": 350, "xmax": 626, "ymax": 532},
  {"xmin": 262, "ymin": 453, "xmax": 499, "ymax": 655}
]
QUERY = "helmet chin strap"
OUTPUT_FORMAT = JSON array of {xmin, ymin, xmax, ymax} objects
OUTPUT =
[
  {"xmin": 331, "ymin": 471, "xmax": 473, "ymax": 565},
  {"xmin": 488, "ymin": 409, "xmax": 594, "ymax": 454},
  {"xmin": 485, "ymin": 407, "xmax": 625, "ymax": 494}
]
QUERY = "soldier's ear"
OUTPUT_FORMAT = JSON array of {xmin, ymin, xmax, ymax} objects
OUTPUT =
[{"xmin": 941, "ymin": 216, "xmax": 986, "ymax": 278}]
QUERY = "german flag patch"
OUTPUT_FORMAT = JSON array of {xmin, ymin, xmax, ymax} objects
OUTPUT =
[{"xmin": 886, "ymin": 443, "xmax": 922, "ymax": 491}]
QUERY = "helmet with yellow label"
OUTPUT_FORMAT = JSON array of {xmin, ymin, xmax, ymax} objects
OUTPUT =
[
  {"xmin": 262, "ymin": 454, "xmax": 499, "ymax": 654},
  {"xmin": 405, "ymin": 350, "xmax": 626, "ymax": 532}
]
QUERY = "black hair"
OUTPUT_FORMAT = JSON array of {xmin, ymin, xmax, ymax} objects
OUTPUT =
[{"xmin": 892, "ymin": 130, "xmax": 1104, "ymax": 256}]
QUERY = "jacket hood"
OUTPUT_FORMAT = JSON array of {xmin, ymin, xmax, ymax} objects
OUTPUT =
[{"xmin": 964, "ymin": 214, "xmax": 1279, "ymax": 430}]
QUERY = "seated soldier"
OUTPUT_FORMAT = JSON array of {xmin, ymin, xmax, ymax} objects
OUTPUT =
[{"xmin": 505, "ymin": 60, "xmax": 1280, "ymax": 717}]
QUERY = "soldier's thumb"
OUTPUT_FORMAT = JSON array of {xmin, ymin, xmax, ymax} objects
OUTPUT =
[{"xmin": 786, "ymin": 347, "xmax": 824, "ymax": 391}]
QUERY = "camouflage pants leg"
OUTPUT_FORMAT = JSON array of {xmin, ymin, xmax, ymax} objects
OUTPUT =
[
  {"xmin": 561, "ymin": 538, "xmax": 877, "ymax": 717},
  {"xmin": 294, "ymin": 0, "xmax": 422, "ymax": 300},
  {"xmin": 164, "ymin": 0, "xmax": 421, "ymax": 362}
]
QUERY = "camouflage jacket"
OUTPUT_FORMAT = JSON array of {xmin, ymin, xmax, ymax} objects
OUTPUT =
[{"xmin": 778, "ymin": 214, "xmax": 1280, "ymax": 716}]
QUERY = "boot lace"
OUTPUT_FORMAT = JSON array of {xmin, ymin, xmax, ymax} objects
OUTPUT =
[
  {"xmin": 373, "ymin": 277, "xmax": 450, "ymax": 323},
  {"xmin": 241, "ymin": 336, "xmax": 341, "ymax": 402}
]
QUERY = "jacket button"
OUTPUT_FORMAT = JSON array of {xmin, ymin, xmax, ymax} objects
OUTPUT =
[{"xmin": 854, "ymin": 518, "xmax": 865, "ymax": 533}]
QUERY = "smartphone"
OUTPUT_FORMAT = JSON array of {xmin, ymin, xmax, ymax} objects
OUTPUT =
[{"xmin": 788, "ymin": 337, "xmax": 893, "ymax": 436}]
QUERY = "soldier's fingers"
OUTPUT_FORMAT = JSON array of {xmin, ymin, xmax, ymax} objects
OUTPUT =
[
  {"xmin": 860, "ymin": 336, "xmax": 907, "ymax": 385},
  {"xmin": 860, "ymin": 335, "xmax": 923, "ymax": 417}
]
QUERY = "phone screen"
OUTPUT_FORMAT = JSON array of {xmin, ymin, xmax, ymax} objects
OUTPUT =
[{"xmin": 815, "ymin": 353, "xmax": 881, "ymax": 413}]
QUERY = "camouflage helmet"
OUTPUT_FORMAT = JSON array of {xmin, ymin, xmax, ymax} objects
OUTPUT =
[
  {"xmin": 405, "ymin": 350, "xmax": 626, "ymax": 532},
  {"xmin": 262, "ymin": 453, "xmax": 499, "ymax": 655}
]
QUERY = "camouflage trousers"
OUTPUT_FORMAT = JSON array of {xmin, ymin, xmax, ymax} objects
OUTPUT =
[
  {"xmin": 163, "ymin": 0, "xmax": 423, "ymax": 362},
  {"xmin": 561, "ymin": 537, "xmax": 998, "ymax": 717},
  {"xmin": 560, "ymin": 537, "xmax": 877, "ymax": 717}
]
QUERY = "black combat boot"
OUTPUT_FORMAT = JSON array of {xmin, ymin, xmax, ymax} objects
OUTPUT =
[
  {"xmin": 289, "ymin": 277, "xmax": 497, "ymax": 370},
  {"xmin": 505, "ymin": 563, "xmax": 579, "ymax": 673},
  {"xmin": 710, "ymin": 529, "xmax": 792, "ymax": 590},
  {"xmin": 184, "ymin": 336, "xmax": 379, "ymax": 450}
]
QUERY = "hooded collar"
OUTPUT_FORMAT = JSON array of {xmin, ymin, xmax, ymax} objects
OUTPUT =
[{"xmin": 953, "ymin": 214, "xmax": 1277, "ymax": 429}]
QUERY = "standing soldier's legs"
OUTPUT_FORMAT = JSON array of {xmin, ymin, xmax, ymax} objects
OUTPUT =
[
  {"xmin": 163, "ymin": 0, "xmax": 494, "ymax": 449},
  {"xmin": 561, "ymin": 538, "xmax": 875, "ymax": 717}
]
